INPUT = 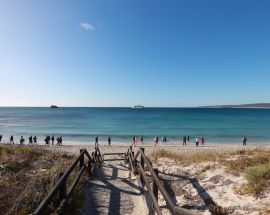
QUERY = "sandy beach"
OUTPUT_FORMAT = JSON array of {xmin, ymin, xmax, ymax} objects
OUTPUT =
[
  {"xmin": 46, "ymin": 142, "xmax": 270, "ymax": 156},
  {"xmin": 45, "ymin": 143, "xmax": 270, "ymax": 215}
]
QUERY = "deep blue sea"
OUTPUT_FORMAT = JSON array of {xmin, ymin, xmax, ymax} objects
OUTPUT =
[{"xmin": 0, "ymin": 107, "xmax": 270, "ymax": 145}]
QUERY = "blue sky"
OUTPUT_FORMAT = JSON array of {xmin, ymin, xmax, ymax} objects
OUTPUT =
[{"xmin": 0, "ymin": 0, "xmax": 270, "ymax": 107}]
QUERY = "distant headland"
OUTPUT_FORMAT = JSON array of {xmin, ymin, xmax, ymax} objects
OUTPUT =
[{"xmin": 200, "ymin": 103, "xmax": 270, "ymax": 109}]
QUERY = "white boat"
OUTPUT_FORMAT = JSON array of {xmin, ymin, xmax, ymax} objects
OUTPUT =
[{"xmin": 132, "ymin": 105, "xmax": 144, "ymax": 109}]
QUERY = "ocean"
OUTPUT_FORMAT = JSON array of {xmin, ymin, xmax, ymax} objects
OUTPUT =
[{"xmin": 0, "ymin": 107, "xmax": 270, "ymax": 145}]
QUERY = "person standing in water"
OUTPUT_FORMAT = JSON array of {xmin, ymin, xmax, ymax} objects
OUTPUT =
[
  {"xmin": 108, "ymin": 136, "xmax": 111, "ymax": 146},
  {"xmin": 140, "ymin": 136, "xmax": 143, "ymax": 143},
  {"xmin": 0, "ymin": 134, "xmax": 2, "ymax": 142},
  {"xmin": 187, "ymin": 136, "xmax": 190, "ymax": 143}
]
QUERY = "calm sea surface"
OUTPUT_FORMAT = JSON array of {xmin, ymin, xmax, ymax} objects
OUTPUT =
[{"xmin": 0, "ymin": 107, "xmax": 270, "ymax": 144}]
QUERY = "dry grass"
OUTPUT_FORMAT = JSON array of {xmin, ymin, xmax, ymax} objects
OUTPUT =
[
  {"xmin": 0, "ymin": 144, "xmax": 75, "ymax": 215},
  {"xmin": 150, "ymin": 147, "xmax": 270, "ymax": 196},
  {"xmin": 259, "ymin": 203, "xmax": 270, "ymax": 215},
  {"xmin": 150, "ymin": 148, "xmax": 226, "ymax": 163}
]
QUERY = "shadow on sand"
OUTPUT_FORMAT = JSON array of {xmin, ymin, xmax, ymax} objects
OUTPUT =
[{"xmin": 159, "ymin": 172, "xmax": 226, "ymax": 214}]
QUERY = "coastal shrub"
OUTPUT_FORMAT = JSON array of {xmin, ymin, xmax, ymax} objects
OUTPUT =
[
  {"xmin": 150, "ymin": 148, "xmax": 225, "ymax": 163},
  {"xmin": 222, "ymin": 151, "xmax": 270, "ymax": 176},
  {"xmin": 150, "ymin": 149, "xmax": 179, "ymax": 161},
  {"xmin": 243, "ymin": 164, "xmax": 270, "ymax": 195},
  {"xmin": 0, "ymin": 144, "xmax": 75, "ymax": 215}
]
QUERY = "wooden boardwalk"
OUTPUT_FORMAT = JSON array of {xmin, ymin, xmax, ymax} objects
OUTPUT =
[{"xmin": 81, "ymin": 163, "xmax": 147, "ymax": 215}]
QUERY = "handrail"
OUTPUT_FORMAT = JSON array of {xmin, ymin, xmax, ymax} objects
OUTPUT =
[
  {"xmin": 138, "ymin": 162, "xmax": 162, "ymax": 215},
  {"xmin": 139, "ymin": 147, "xmax": 176, "ymax": 213},
  {"xmin": 127, "ymin": 146, "xmax": 196, "ymax": 215},
  {"xmin": 30, "ymin": 147, "xmax": 101, "ymax": 215}
]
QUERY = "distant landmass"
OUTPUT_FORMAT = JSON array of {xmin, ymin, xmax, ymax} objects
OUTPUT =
[{"xmin": 200, "ymin": 103, "xmax": 270, "ymax": 108}]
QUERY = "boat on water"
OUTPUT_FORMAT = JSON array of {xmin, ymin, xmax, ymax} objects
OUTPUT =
[
  {"xmin": 50, "ymin": 105, "xmax": 58, "ymax": 109},
  {"xmin": 132, "ymin": 105, "xmax": 144, "ymax": 109}
]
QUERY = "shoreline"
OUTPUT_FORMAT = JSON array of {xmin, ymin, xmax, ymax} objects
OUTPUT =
[
  {"xmin": 2, "ymin": 141, "xmax": 269, "ymax": 157},
  {"xmin": 29, "ymin": 142, "xmax": 270, "ymax": 156}
]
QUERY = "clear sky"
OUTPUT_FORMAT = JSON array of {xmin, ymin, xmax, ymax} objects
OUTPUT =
[{"xmin": 1, "ymin": 0, "xmax": 270, "ymax": 107}]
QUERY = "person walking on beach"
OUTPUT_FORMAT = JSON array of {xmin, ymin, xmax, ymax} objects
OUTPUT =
[
  {"xmin": 154, "ymin": 136, "xmax": 159, "ymax": 146},
  {"xmin": 33, "ymin": 136, "xmax": 37, "ymax": 144},
  {"xmin": 56, "ymin": 136, "xmax": 62, "ymax": 146},
  {"xmin": 183, "ymin": 136, "xmax": 186, "ymax": 146},
  {"xmin": 242, "ymin": 137, "xmax": 247, "ymax": 146},
  {"xmin": 187, "ymin": 136, "xmax": 190, "ymax": 143},
  {"xmin": 140, "ymin": 136, "xmax": 143, "ymax": 143},
  {"xmin": 45, "ymin": 136, "xmax": 50, "ymax": 145},
  {"xmin": 201, "ymin": 136, "xmax": 205, "ymax": 146},
  {"xmin": 95, "ymin": 136, "xmax": 99, "ymax": 146},
  {"xmin": 10, "ymin": 135, "xmax": 14, "ymax": 144},
  {"xmin": 108, "ymin": 136, "xmax": 111, "ymax": 146},
  {"xmin": 51, "ymin": 135, "xmax": 55, "ymax": 145},
  {"xmin": 20, "ymin": 136, "xmax": 25, "ymax": 145},
  {"xmin": 0, "ymin": 134, "xmax": 2, "ymax": 142},
  {"xmin": 195, "ymin": 137, "xmax": 199, "ymax": 147},
  {"xmin": 132, "ymin": 136, "xmax": 136, "ymax": 145},
  {"xmin": 162, "ymin": 136, "xmax": 167, "ymax": 143},
  {"xmin": 29, "ymin": 135, "xmax": 33, "ymax": 144}
]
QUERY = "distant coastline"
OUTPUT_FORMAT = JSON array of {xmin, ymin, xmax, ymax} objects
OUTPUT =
[{"xmin": 199, "ymin": 103, "xmax": 270, "ymax": 109}]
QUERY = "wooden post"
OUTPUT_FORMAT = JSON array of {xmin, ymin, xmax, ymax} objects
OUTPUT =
[
  {"xmin": 128, "ymin": 146, "xmax": 133, "ymax": 170},
  {"xmin": 59, "ymin": 173, "xmax": 66, "ymax": 201},
  {"xmin": 141, "ymin": 148, "xmax": 145, "ymax": 169},
  {"xmin": 153, "ymin": 168, "xmax": 159, "ymax": 213},
  {"xmin": 140, "ymin": 147, "xmax": 145, "ymax": 183},
  {"xmin": 88, "ymin": 160, "xmax": 92, "ymax": 176},
  {"xmin": 124, "ymin": 153, "xmax": 128, "ymax": 164},
  {"xmin": 80, "ymin": 149, "xmax": 84, "ymax": 169}
]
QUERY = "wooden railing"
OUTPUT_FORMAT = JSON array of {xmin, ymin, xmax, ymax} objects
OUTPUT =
[
  {"xmin": 126, "ymin": 146, "xmax": 197, "ymax": 215},
  {"xmin": 31, "ymin": 144, "xmax": 196, "ymax": 215},
  {"xmin": 30, "ymin": 146, "xmax": 102, "ymax": 215}
]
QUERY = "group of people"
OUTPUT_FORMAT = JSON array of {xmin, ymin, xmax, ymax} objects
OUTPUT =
[
  {"xmin": 18, "ymin": 135, "xmax": 38, "ymax": 145},
  {"xmin": 44, "ymin": 135, "xmax": 63, "ymax": 146},
  {"xmin": 0, "ymin": 133, "xmax": 248, "ymax": 146},
  {"xmin": 95, "ymin": 136, "xmax": 111, "ymax": 146},
  {"xmin": 0, "ymin": 134, "xmax": 63, "ymax": 146}
]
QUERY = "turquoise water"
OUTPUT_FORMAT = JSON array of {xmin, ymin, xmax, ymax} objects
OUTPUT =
[{"xmin": 0, "ymin": 107, "xmax": 270, "ymax": 144}]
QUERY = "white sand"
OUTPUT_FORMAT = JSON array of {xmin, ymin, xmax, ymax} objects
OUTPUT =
[{"xmin": 45, "ymin": 143, "xmax": 270, "ymax": 215}]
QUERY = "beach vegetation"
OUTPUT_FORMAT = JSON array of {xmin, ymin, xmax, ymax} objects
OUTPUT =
[
  {"xmin": 150, "ymin": 147, "xmax": 270, "ymax": 196},
  {"xmin": 0, "ymin": 144, "xmax": 75, "ymax": 215},
  {"xmin": 242, "ymin": 164, "xmax": 270, "ymax": 195},
  {"xmin": 150, "ymin": 148, "xmax": 225, "ymax": 163}
]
